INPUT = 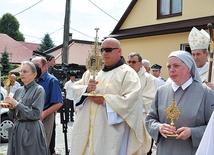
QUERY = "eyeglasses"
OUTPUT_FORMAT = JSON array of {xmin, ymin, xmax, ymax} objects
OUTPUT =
[
  {"xmin": 100, "ymin": 48, "xmax": 119, "ymax": 53},
  {"xmin": 19, "ymin": 70, "xmax": 31, "ymax": 74},
  {"xmin": 127, "ymin": 60, "xmax": 139, "ymax": 64}
]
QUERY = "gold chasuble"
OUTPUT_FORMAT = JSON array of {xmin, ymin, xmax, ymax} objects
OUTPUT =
[{"xmin": 71, "ymin": 64, "xmax": 151, "ymax": 155}]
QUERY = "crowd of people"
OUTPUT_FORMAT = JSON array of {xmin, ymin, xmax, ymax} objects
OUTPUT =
[{"xmin": 1, "ymin": 26, "xmax": 214, "ymax": 155}]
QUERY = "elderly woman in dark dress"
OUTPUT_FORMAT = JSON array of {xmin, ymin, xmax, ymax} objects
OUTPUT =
[{"xmin": 1, "ymin": 61, "xmax": 50, "ymax": 155}]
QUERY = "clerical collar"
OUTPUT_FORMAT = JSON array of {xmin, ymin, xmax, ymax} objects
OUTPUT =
[
  {"xmin": 172, "ymin": 77, "xmax": 193, "ymax": 92},
  {"xmin": 102, "ymin": 56, "xmax": 125, "ymax": 72},
  {"xmin": 197, "ymin": 62, "xmax": 208, "ymax": 74}
]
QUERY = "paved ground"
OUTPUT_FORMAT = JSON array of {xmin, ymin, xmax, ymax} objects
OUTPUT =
[{"xmin": 0, "ymin": 113, "xmax": 156, "ymax": 155}]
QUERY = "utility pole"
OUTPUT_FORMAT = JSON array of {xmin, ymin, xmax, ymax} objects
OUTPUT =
[
  {"xmin": 62, "ymin": 0, "xmax": 71, "ymax": 64},
  {"xmin": 61, "ymin": 1, "xmax": 71, "ymax": 155}
]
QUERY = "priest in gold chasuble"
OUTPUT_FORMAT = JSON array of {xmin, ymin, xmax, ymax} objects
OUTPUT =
[{"xmin": 70, "ymin": 38, "xmax": 150, "ymax": 155}]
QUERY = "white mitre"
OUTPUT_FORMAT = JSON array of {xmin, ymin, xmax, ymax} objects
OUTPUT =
[{"xmin": 188, "ymin": 27, "xmax": 210, "ymax": 50}]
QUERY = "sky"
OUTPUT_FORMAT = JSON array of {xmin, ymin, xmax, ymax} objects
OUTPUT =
[{"xmin": 0, "ymin": 0, "xmax": 131, "ymax": 46}]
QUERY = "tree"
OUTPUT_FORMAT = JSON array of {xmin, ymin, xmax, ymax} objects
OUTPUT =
[
  {"xmin": 0, "ymin": 13, "xmax": 25, "ymax": 41},
  {"xmin": 0, "ymin": 49, "xmax": 11, "ymax": 75},
  {"xmin": 37, "ymin": 33, "xmax": 55, "ymax": 52}
]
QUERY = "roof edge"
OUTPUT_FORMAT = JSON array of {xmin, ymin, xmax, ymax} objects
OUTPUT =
[
  {"xmin": 44, "ymin": 39, "xmax": 96, "ymax": 54},
  {"xmin": 109, "ymin": 15, "xmax": 214, "ymax": 40},
  {"xmin": 111, "ymin": 0, "xmax": 138, "ymax": 34}
]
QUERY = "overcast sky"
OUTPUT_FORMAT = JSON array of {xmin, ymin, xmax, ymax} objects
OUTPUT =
[{"xmin": 0, "ymin": 0, "xmax": 131, "ymax": 45}]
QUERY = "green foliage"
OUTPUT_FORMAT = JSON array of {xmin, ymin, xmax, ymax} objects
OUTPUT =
[
  {"xmin": 0, "ymin": 13, "xmax": 25, "ymax": 41},
  {"xmin": 10, "ymin": 64, "xmax": 19, "ymax": 70},
  {"xmin": 0, "ymin": 49, "xmax": 11, "ymax": 75},
  {"xmin": 37, "ymin": 33, "xmax": 55, "ymax": 52}
]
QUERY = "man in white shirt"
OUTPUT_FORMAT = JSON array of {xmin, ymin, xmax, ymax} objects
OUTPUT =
[
  {"xmin": 64, "ymin": 72, "xmax": 76, "ymax": 122},
  {"xmin": 4, "ymin": 74, "xmax": 21, "ymax": 94}
]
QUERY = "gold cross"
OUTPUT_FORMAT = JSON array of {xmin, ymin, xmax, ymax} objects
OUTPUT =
[{"xmin": 165, "ymin": 99, "xmax": 181, "ymax": 126}]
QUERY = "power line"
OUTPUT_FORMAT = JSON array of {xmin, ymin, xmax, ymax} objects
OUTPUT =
[
  {"xmin": 88, "ymin": 0, "xmax": 118, "ymax": 22},
  {"xmin": 10, "ymin": 0, "xmax": 109, "ymax": 43},
  {"xmin": 23, "ymin": 25, "xmax": 94, "ymax": 44},
  {"xmin": 24, "ymin": 34, "xmax": 42, "ymax": 40},
  {"xmin": 49, "ymin": 27, "xmax": 64, "ymax": 35},
  {"xmin": 14, "ymin": 0, "xmax": 43, "ymax": 16},
  {"xmin": 70, "ymin": 27, "xmax": 93, "ymax": 39}
]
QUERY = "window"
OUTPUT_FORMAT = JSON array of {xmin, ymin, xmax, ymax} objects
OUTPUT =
[
  {"xmin": 157, "ymin": 0, "xmax": 182, "ymax": 19},
  {"xmin": 180, "ymin": 44, "xmax": 191, "ymax": 54}
]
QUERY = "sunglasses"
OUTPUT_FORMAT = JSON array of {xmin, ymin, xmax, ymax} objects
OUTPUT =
[
  {"xmin": 100, "ymin": 48, "xmax": 119, "ymax": 53},
  {"xmin": 127, "ymin": 60, "xmax": 139, "ymax": 64}
]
